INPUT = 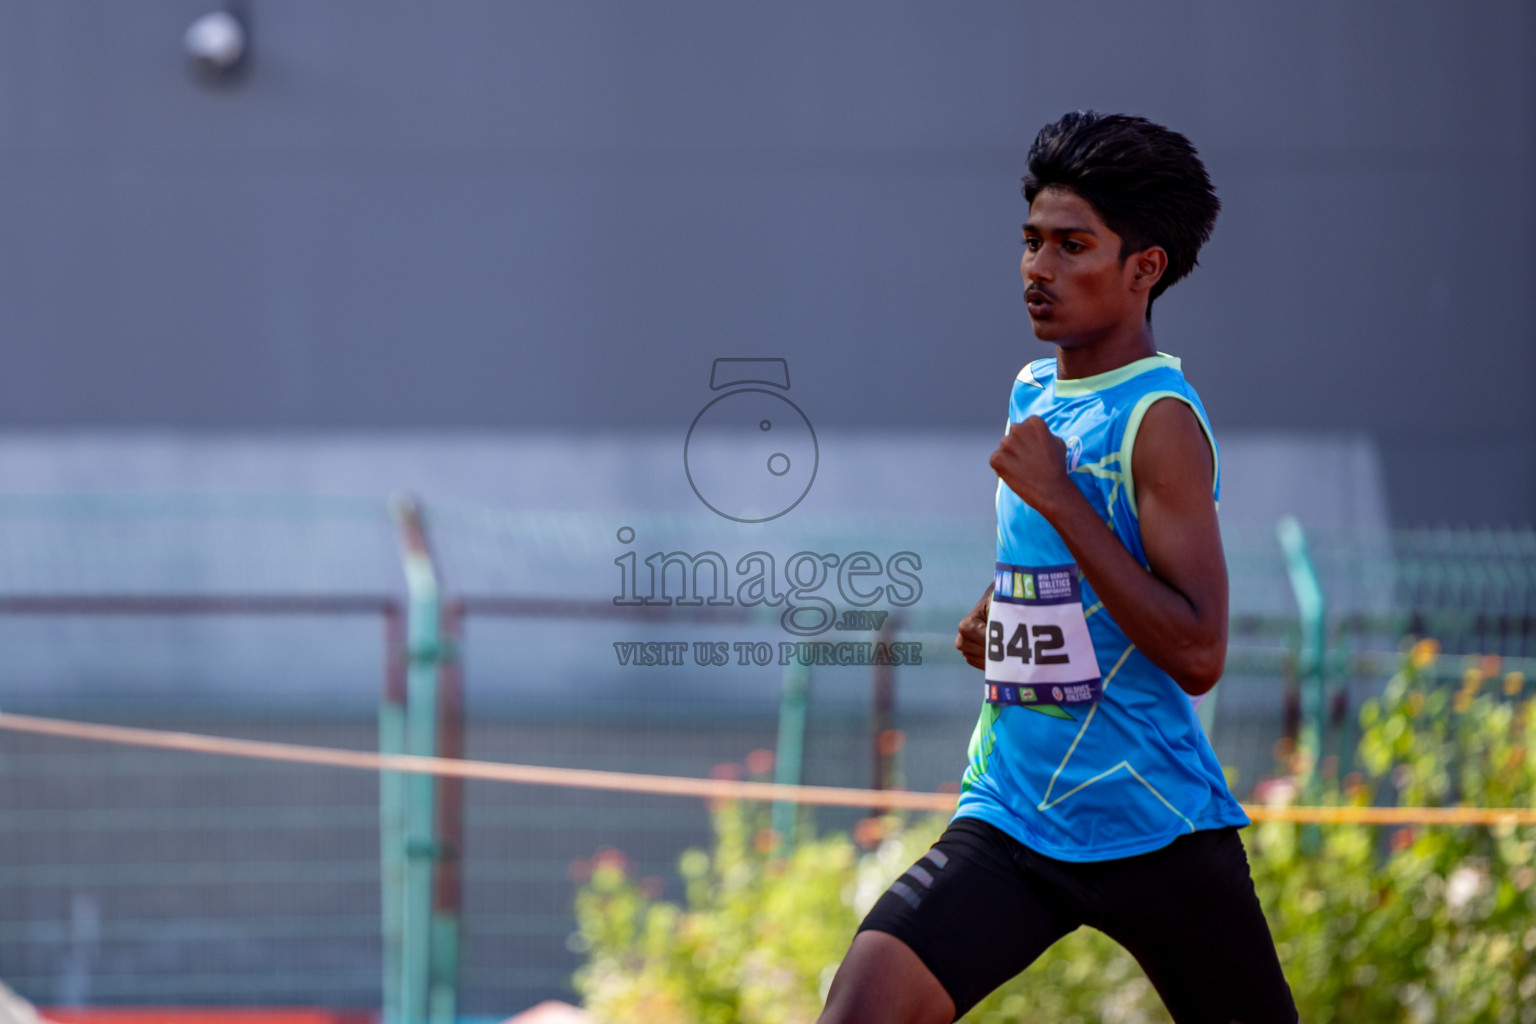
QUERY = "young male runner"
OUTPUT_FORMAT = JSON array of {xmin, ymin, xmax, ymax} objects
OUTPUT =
[{"xmin": 818, "ymin": 112, "xmax": 1297, "ymax": 1023}]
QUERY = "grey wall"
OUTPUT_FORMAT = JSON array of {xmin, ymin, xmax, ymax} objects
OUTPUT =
[{"xmin": 0, "ymin": 1, "xmax": 1532, "ymax": 523}]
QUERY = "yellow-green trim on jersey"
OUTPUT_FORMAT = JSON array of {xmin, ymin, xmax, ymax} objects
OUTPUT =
[
  {"xmin": 1119, "ymin": 391, "xmax": 1219, "ymax": 518},
  {"xmin": 1051, "ymin": 352, "xmax": 1183, "ymax": 398}
]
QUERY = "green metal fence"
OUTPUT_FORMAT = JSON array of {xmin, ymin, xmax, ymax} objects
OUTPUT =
[{"xmin": 2, "ymin": 497, "xmax": 1534, "ymax": 1019}]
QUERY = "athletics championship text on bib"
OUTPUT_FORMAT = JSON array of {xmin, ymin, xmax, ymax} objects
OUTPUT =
[{"xmin": 985, "ymin": 562, "xmax": 1102, "ymax": 706}]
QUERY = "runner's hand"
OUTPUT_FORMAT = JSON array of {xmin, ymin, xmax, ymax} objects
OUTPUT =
[
  {"xmin": 954, "ymin": 589, "xmax": 991, "ymax": 671},
  {"xmin": 990, "ymin": 417, "xmax": 1072, "ymax": 513}
]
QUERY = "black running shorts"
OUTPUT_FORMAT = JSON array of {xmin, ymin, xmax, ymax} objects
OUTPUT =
[{"xmin": 858, "ymin": 816, "xmax": 1298, "ymax": 1023}]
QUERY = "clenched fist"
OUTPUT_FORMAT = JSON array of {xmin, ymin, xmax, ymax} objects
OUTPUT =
[
  {"xmin": 954, "ymin": 589, "xmax": 991, "ymax": 671},
  {"xmin": 989, "ymin": 417, "xmax": 1074, "ymax": 513}
]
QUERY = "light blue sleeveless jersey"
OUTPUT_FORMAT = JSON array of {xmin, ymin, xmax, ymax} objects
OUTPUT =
[{"xmin": 955, "ymin": 353, "xmax": 1249, "ymax": 861}]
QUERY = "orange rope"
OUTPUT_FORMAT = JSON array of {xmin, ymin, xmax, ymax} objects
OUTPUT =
[
  {"xmin": 1, "ymin": 711, "xmax": 1532, "ymax": 826},
  {"xmin": 0, "ymin": 712, "xmax": 953, "ymax": 811},
  {"xmin": 1242, "ymin": 804, "xmax": 1536, "ymax": 826}
]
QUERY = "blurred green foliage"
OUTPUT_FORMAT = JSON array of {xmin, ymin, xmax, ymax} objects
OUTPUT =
[
  {"xmin": 573, "ymin": 642, "xmax": 1536, "ymax": 1023},
  {"xmin": 1252, "ymin": 642, "xmax": 1536, "ymax": 1023}
]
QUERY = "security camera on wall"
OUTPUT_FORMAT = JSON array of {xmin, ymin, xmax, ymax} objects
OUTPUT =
[{"xmin": 185, "ymin": 9, "xmax": 249, "ymax": 79}]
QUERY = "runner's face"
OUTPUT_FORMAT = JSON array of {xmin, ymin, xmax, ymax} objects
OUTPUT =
[{"xmin": 1021, "ymin": 187, "xmax": 1142, "ymax": 346}]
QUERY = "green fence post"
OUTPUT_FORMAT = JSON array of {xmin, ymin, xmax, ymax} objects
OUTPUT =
[
  {"xmin": 771, "ymin": 662, "xmax": 810, "ymax": 846},
  {"xmin": 429, "ymin": 600, "xmax": 465, "ymax": 1024},
  {"xmin": 380, "ymin": 602, "xmax": 407, "ymax": 1024},
  {"xmin": 1277, "ymin": 516, "xmax": 1327, "ymax": 792},
  {"xmin": 1194, "ymin": 676, "xmax": 1220, "ymax": 739},
  {"xmin": 392, "ymin": 496, "xmax": 440, "ymax": 1024}
]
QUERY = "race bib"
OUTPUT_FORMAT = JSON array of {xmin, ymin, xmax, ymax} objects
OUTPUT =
[{"xmin": 984, "ymin": 561, "xmax": 1103, "ymax": 707}]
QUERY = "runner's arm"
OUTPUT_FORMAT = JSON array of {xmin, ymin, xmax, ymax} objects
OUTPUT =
[
  {"xmin": 954, "ymin": 584, "xmax": 993, "ymax": 670},
  {"xmin": 987, "ymin": 400, "xmax": 1227, "ymax": 695}
]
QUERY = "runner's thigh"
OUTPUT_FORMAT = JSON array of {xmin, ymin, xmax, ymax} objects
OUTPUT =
[
  {"xmin": 1095, "ymin": 827, "xmax": 1297, "ymax": 1024},
  {"xmin": 857, "ymin": 817, "xmax": 1081, "ymax": 1019}
]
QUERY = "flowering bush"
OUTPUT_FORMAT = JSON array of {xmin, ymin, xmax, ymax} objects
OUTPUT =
[
  {"xmin": 573, "ymin": 790, "xmax": 868, "ymax": 1024},
  {"xmin": 1248, "ymin": 642, "xmax": 1536, "ymax": 1023},
  {"xmin": 573, "ymin": 641, "xmax": 1536, "ymax": 1023}
]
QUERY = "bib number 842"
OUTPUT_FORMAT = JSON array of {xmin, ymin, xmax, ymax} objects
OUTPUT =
[{"xmin": 987, "ymin": 622, "xmax": 1069, "ymax": 665}]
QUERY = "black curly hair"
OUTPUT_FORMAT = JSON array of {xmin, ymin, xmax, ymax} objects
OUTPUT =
[{"xmin": 1023, "ymin": 111, "xmax": 1220, "ymax": 318}]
